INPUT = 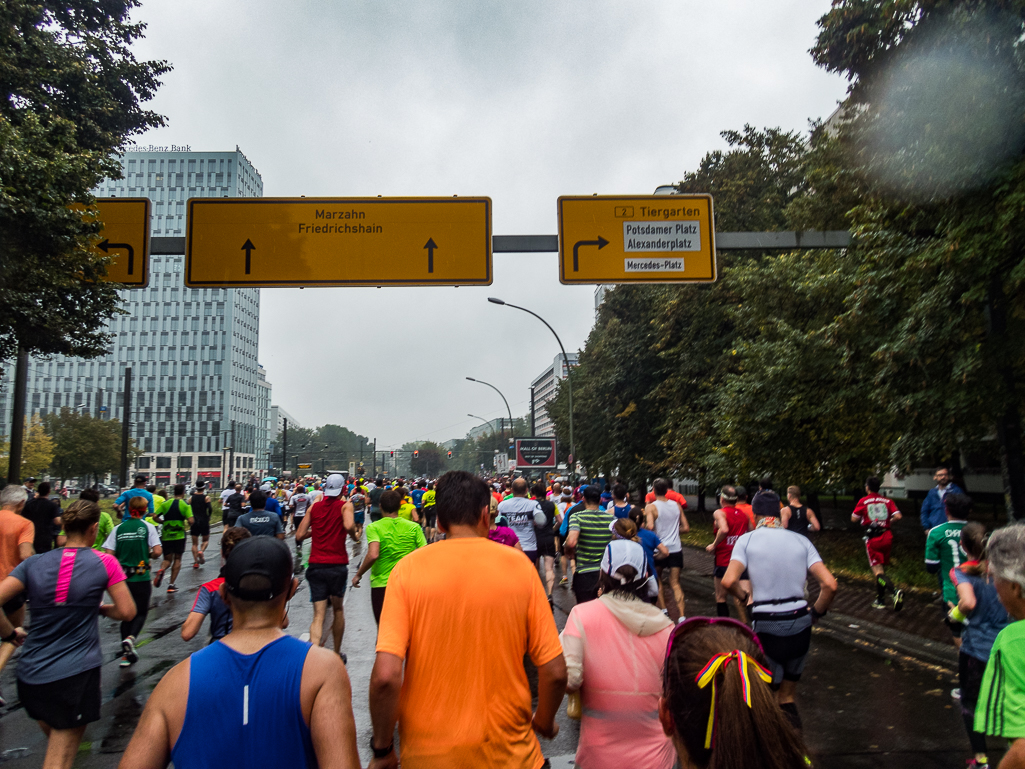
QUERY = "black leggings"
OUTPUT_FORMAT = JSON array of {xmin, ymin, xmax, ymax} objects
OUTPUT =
[
  {"xmin": 371, "ymin": 587, "xmax": 386, "ymax": 625},
  {"xmin": 959, "ymin": 652, "xmax": 988, "ymax": 755},
  {"xmin": 122, "ymin": 580, "xmax": 151, "ymax": 640}
]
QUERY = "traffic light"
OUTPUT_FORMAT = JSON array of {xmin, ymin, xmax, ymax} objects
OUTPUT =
[
  {"xmin": 447, "ymin": 451, "xmax": 452, "ymax": 458},
  {"xmin": 413, "ymin": 450, "xmax": 419, "ymax": 458},
  {"xmin": 390, "ymin": 451, "xmax": 394, "ymax": 458}
]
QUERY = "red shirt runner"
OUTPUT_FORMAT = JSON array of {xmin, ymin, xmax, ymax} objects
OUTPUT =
[
  {"xmin": 307, "ymin": 496, "xmax": 349, "ymax": 565},
  {"xmin": 715, "ymin": 505, "xmax": 750, "ymax": 568}
]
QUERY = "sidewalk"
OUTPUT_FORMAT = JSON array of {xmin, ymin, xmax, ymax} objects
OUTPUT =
[{"xmin": 676, "ymin": 543, "xmax": 959, "ymax": 670}]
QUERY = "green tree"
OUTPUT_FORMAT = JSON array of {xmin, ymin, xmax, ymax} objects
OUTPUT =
[
  {"xmin": 811, "ymin": 1, "xmax": 1025, "ymax": 516},
  {"xmin": 409, "ymin": 441, "xmax": 447, "ymax": 478},
  {"xmin": 42, "ymin": 408, "xmax": 136, "ymax": 485},
  {"xmin": 0, "ymin": 415, "xmax": 54, "ymax": 480},
  {"xmin": 0, "ymin": 0, "xmax": 170, "ymax": 360}
]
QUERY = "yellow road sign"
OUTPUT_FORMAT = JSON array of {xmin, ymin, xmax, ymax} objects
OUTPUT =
[
  {"xmin": 297, "ymin": 463, "xmax": 312, "ymax": 469},
  {"xmin": 557, "ymin": 195, "xmax": 716, "ymax": 284},
  {"xmin": 82, "ymin": 198, "xmax": 151, "ymax": 287},
  {"xmin": 185, "ymin": 197, "xmax": 492, "ymax": 287}
]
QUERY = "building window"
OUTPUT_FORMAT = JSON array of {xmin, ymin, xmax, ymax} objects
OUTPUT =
[
  {"xmin": 136, "ymin": 456, "xmax": 151, "ymax": 469},
  {"xmin": 156, "ymin": 456, "xmax": 172, "ymax": 469}
]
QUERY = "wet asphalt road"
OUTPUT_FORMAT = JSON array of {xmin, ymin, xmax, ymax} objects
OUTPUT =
[{"xmin": 0, "ymin": 529, "xmax": 1006, "ymax": 768}]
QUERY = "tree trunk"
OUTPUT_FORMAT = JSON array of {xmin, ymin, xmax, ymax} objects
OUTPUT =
[
  {"xmin": 696, "ymin": 467, "xmax": 707, "ymax": 512},
  {"xmin": 988, "ymin": 280, "xmax": 1025, "ymax": 522}
]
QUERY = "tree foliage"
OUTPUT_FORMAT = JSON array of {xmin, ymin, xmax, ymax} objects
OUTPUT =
[
  {"xmin": 1, "ymin": 415, "xmax": 54, "ymax": 479},
  {"xmin": 41, "ymin": 408, "xmax": 136, "ymax": 482},
  {"xmin": 544, "ymin": 5, "xmax": 1025, "ymax": 516},
  {"xmin": 0, "ymin": 0, "xmax": 170, "ymax": 360}
]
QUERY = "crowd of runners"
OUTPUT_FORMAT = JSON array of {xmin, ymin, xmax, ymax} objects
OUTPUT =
[{"xmin": 0, "ymin": 467, "xmax": 1021, "ymax": 768}]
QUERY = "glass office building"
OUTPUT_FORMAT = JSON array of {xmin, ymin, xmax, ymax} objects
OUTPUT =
[{"xmin": 0, "ymin": 148, "xmax": 266, "ymax": 488}]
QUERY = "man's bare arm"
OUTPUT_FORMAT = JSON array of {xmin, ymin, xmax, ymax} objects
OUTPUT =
[
  {"xmin": 306, "ymin": 648, "xmax": 361, "ymax": 769},
  {"xmin": 119, "ymin": 661, "xmax": 189, "ymax": 769},
  {"xmin": 368, "ymin": 652, "xmax": 404, "ymax": 767},
  {"xmin": 532, "ymin": 655, "xmax": 567, "ymax": 739}
]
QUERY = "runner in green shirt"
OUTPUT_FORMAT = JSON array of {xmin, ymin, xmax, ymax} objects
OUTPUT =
[
  {"xmin": 102, "ymin": 496, "xmax": 162, "ymax": 667},
  {"xmin": 153, "ymin": 484, "xmax": 193, "ymax": 595},
  {"xmin": 974, "ymin": 524, "xmax": 1025, "ymax": 765},
  {"xmin": 92, "ymin": 510, "xmax": 114, "ymax": 551},
  {"xmin": 351, "ymin": 489, "xmax": 425, "ymax": 624},
  {"xmin": 925, "ymin": 493, "xmax": 970, "ymax": 644}
]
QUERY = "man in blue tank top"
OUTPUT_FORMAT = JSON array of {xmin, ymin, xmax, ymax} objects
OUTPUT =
[{"xmin": 120, "ymin": 537, "xmax": 361, "ymax": 769}]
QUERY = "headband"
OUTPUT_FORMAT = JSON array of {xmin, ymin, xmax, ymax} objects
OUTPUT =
[{"xmin": 695, "ymin": 650, "xmax": 772, "ymax": 749}]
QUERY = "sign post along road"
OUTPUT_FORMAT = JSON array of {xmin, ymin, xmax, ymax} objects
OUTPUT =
[
  {"xmin": 514, "ymin": 438, "xmax": 558, "ymax": 470},
  {"xmin": 185, "ymin": 197, "xmax": 492, "ymax": 288},
  {"xmin": 80, "ymin": 198, "xmax": 151, "ymax": 287},
  {"xmin": 557, "ymin": 195, "xmax": 715, "ymax": 284}
]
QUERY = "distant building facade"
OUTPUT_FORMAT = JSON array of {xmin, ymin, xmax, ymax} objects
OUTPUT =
[
  {"xmin": 531, "ymin": 353, "xmax": 579, "ymax": 438},
  {"xmin": 0, "ymin": 147, "xmax": 265, "ymax": 489}
]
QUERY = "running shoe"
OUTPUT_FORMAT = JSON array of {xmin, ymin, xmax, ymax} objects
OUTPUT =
[
  {"xmin": 340, "ymin": 652, "xmax": 347, "ymax": 665},
  {"xmin": 167, "ymin": 584, "xmax": 178, "ymax": 594},
  {"xmin": 559, "ymin": 576, "xmax": 568, "ymax": 586},
  {"xmin": 122, "ymin": 636, "xmax": 139, "ymax": 663},
  {"xmin": 893, "ymin": 589, "xmax": 905, "ymax": 612},
  {"xmin": 871, "ymin": 599, "xmax": 886, "ymax": 609},
  {"xmin": 192, "ymin": 562, "xmax": 200, "ymax": 569},
  {"xmin": 152, "ymin": 568, "xmax": 165, "ymax": 587},
  {"xmin": 952, "ymin": 688, "xmax": 961, "ymax": 700},
  {"xmin": 119, "ymin": 655, "xmax": 132, "ymax": 668},
  {"xmin": 966, "ymin": 759, "xmax": 989, "ymax": 769},
  {"xmin": 198, "ymin": 552, "xmax": 205, "ymax": 565}
]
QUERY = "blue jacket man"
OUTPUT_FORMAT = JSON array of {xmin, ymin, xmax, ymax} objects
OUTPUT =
[{"xmin": 919, "ymin": 468, "xmax": 964, "ymax": 530}]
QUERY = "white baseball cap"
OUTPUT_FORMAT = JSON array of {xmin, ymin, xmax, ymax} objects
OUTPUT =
[{"xmin": 324, "ymin": 474, "xmax": 345, "ymax": 497}]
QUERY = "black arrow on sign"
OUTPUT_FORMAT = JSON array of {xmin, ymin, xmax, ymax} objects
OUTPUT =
[
  {"xmin": 241, "ymin": 239, "xmax": 256, "ymax": 274},
  {"xmin": 572, "ymin": 236, "xmax": 609, "ymax": 271},
  {"xmin": 424, "ymin": 238, "xmax": 438, "ymax": 273},
  {"xmin": 97, "ymin": 239, "xmax": 135, "ymax": 275}
]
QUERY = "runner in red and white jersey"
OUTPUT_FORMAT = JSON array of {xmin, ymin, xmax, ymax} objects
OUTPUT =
[
  {"xmin": 851, "ymin": 476, "xmax": 904, "ymax": 611},
  {"xmin": 705, "ymin": 484, "xmax": 752, "ymax": 622}
]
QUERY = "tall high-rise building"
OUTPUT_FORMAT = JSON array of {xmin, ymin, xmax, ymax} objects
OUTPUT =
[
  {"xmin": 0, "ymin": 147, "xmax": 265, "ymax": 489},
  {"xmin": 256, "ymin": 365, "xmax": 273, "ymax": 476},
  {"xmin": 530, "ymin": 352, "xmax": 578, "ymax": 437}
]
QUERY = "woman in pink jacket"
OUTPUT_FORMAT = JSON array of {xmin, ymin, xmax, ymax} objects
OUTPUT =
[{"xmin": 560, "ymin": 538, "xmax": 676, "ymax": 768}]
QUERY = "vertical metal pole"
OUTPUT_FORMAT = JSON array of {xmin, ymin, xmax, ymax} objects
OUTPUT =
[
  {"xmin": 372, "ymin": 438, "xmax": 377, "ymax": 476},
  {"xmin": 530, "ymin": 386, "xmax": 536, "ymax": 437},
  {"xmin": 229, "ymin": 420, "xmax": 235, "ymax": 485},
  {"xmin": 7, "ymin": 349, "xmax": 29, "ymax": 485},
  {"xmin": 282, "ymin": 418, "xmax": 288, "ymax": 479},
  {"xmin": 118, "ymin": 367, "xmax": 132, "ymax": 489}
]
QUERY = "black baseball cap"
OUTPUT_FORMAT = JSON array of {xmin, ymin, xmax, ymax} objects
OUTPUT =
[{"xmin": 223, "ymin": 537, "xmax": 293, "ymax": 602}]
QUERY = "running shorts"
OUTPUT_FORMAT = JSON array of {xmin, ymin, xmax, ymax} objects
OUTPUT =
[
  {"xmin": 522, "ymin": 549, "xmax": 538, "ymax": 565},
  {"xmin": 713, "ymin": 565, "xmax": 749, "ymax": 580},
  {"xmin": 536, "ymin": 538, "xmax": 556, "ymax": 558},
  {"xmin": 19, "ymin": 667, "xmax": 101, "ymax": 730},
  {"xmin": 654, "ymin": 551, "xmax": 684, "ymax": 570},
  {"xmin": 945, "ymin": 614, "xmax": 965, "ymax": 639},
  {"xmin": 306, "ymin": 563, "xmax": 348, "ymax": 602},
  {"xmin": 190, "ymin": 520, "xmax": 210, "ymax": 537},
  {"xmin": 161, "ymin": 538, "xmax": 186, "ymax": 556},
  {"xmin": 424, "ymin": 507, "xmax": 437, "ymax": 527},
  {"xmin": 353, "ymin": 510, "xmax": 365, "ymax": 525},
  {"xmin": 2, "ymin": 592, "xmax": 26, "ymax": 616},
  {"xmin": 751, "ymin": 612, "xmax": 813, "ymax": 684},
  {"xmin": 864, "ymin": 529, "xmax": 892, "ymax": 567}
]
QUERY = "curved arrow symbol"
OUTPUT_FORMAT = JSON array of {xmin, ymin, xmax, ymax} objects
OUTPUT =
[
  {"xmin": 572, "ymin": 236, "xmax": 609, "ymax": 272},
  {"xmin": 98, "ymin": 239, "xmax": 135, "ymax": 275},
  {"xmin": 424, "ymin": 238, "xmax": 438, "ymax": 273},
  {"xmin": 242, "ymin": 239, "xmax": 256, "ymax": 274}
]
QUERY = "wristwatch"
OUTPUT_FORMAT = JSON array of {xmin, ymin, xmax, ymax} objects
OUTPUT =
[
  {"xmin": 1, "ymin": 629, "xmax": 18, "ymax": 643},
  {"xmin": 370, "ymin": 738, "xmax": 394, "ymax": 759}
]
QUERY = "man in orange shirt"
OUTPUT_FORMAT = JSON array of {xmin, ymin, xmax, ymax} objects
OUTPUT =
[
  {"xmin": 368, "ymin": 471, "xmax": 567, "ymax": 769},
  {"xmin": 644, "ymin": 478, "xmax": 688, "ymax": 511},
  {"xmin": 0, "ymin": 485, "xmax": 36, "ymax": 702}
]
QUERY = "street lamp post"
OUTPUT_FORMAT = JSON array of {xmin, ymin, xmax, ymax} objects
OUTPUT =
[
  {"xmin": 468, "ymin": 413, "xmax": 493, "ymax": 434},
  {"xmin": 488, "ymin": 297, "xmax": 576, "ymax": 486},
  {"xmin": 466, "ymin": 377, "xmax": 513, "ymax": 439}
]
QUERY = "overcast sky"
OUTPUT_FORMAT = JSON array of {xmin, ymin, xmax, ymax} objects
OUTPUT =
[{"xmin": 130, "ymin": 1, "xmax": 848, "ymax": 450}]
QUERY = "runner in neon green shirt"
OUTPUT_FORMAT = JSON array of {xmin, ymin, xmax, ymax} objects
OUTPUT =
[
  {"xmin": 351, "ymin": 489, "xmax": 425, "ymax": 624},
  {"xmin": 152, "ymin": 485, "xmax": 193, "ymax": 595},
  {"xmin": 974, "ymin": 523, "xmax": 1025, "ymax": 767}
]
